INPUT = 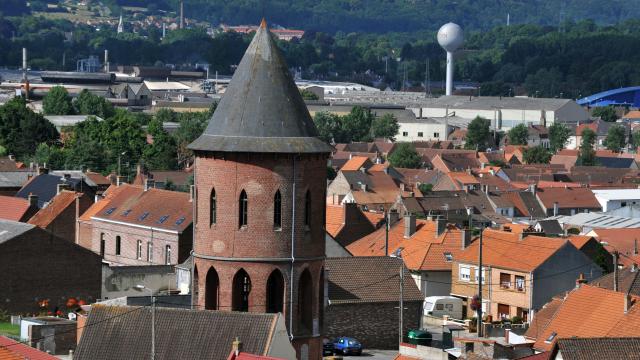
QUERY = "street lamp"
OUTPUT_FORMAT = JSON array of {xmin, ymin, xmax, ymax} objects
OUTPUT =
[
  {"xmin": 391, "ymin": 247, "xmax": 404, "ymax": 346},
  {"xmin": 134, "ymin": 284, "xmax": 155, "ymax": 360}
]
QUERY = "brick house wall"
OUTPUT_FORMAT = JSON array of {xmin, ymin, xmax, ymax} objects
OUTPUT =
[
  {"xmin": 489, "ymin": 269, "xmax": 531, "ymax": 320},
  {"xmin": 43, "ymin": 194, "xmax": 93, "ymax": 244},
  {"xmin": 450, "ymin": 261, "xmax": 490, "ymax": 319},
  {"xmin": 91, "ymin": 220, "xmax": 191, "ymax": 266},
  {"xmin": 324, "ymin": 301, "xmax": 422, "ymax": 349},
  {"xmin": 0, "ymin": 227, "xmax": 102, "ymax": 314}
]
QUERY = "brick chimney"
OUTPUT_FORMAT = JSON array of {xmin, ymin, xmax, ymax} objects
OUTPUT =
[
  {"xmin": 38, "ymin": 166, "xmax": 49, "ymax": 175},
  {"xmin": 28, "ymin": 193, "xmax": 38, "ymax": 207},
  {"xmin": 575, "ymin": 273, "xmax": 587, "ymax": 288},
  {"xmin": 529, "ymin": 183, "xmax": 537, "ymax": 196},
  {"xmin": 144, "ymin": 179, "xmax": 155, "ymax": 191},
  {"xmin": 404, "ymin": 214, "xmax": 416, "ymax": 238},
  {"xmin": 553, "ymin": 202, "xmax": 559, "ymax": 216},
  {"xmin": 57, "ymin": 183, "xmax": 69, "ymax": 195},
  {"xmin": 435, "ymin": 216, "xmax": 446, "ymax": 237},
  {"xmin": 117, "ymin": 176, "xmax": 127, "ymax": 186},
  {"xmin": 343, "ymin": 202, "xmax": 360, "ymax": 225},
  {"xmin": 625, "ymin": 294, "xmax": 633, "ymax": 313},
  {"xmin": 461, "ymin": 228, "xmax": 472, "ymax": 249},
  {"xmin": 388, "ymin": 209, "xmax": 400, "ymax": 226}
]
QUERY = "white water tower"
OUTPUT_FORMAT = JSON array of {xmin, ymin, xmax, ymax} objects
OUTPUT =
[{"xmin": 437, "ymin": 22, "xmax": 464, "ymax": 96}]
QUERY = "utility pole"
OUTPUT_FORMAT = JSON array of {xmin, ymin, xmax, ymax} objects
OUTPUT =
[
  {"xmin": 385, "ymin": 211, "xmax": 389, "ymax": 256},
  {"xmin": 399, "ymin": 252, "xmax": 404, "ymax": 346},
  {"xmin": 477, "ymin": 227, "xmax": 483, "ymax": 337},
  {"xmin": 151, "ymin": 294, "xmax": 155, "ymax": 360},
  {"xmin": 614, "ymin": 250, "xmax": 619, "ymax": 292}
]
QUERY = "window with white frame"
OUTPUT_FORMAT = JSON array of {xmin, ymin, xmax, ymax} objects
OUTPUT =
[
  {"xmin": 165, "ymin": 245, "xmax": 171, "ymax": 265},
  {"xmin": 459, "ymin": 265, "xmax": 471, "ymax": 281},
  {"xmin": 147, "ymin": 241, "xmax": 153, "ymax": 262},
  {"xmin": 515, "ymin": 275, "xmax": 525, "ymax": 291},
  {"xmin": 417, "ymin": 132, "xmax": 424, "ymax": 137},
  {"xmin": 136, "ymin": 240, "xmax": 142, "ymax": 260},
  {"xmin": 474, "ymin": 268, "xmax": 485, "ymax": 283}
]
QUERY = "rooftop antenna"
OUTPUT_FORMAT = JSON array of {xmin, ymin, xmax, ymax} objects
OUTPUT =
[{"xmin": 437, "ymin": 23, "xmax": 464, "ymax": 96}]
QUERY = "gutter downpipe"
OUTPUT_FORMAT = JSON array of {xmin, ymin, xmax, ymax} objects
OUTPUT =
[
  {"xmin": 290, "ymin": 156, "xmax": 297, "ymax": 340},
  {"xmin": 191, "ymin": 158, "xmax": 197, "ymax": 310}
]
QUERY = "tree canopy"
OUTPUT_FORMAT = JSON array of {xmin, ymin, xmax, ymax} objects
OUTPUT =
[
  {"xmin": 43, "ymin": 86, "xmax": 74, "ymax": 115},
  {"xmin": 371, "ymin": 113, "xmax": 400, "ymax": 141},
  {"xmin": 523, "ymin": 146, "xmax": 552, "ymax": 164},
  {"xmin": 592, "ymin": 106, "xmax": 618, "ymax": 122},
  {"xmin": 464, "ymin": 116, "xmax": 492, "ymax": 151},
  {"xmin": 507, "ymin": 124, "xmax": 529, "ymax": 145},
  {"xmin": 0, "ymin": 97, "xmax": 59, "ymax": 158},
  {"xmin": 578, "ymin": 128, "xmax": 597, "ymax": 166},
  {"xmin": 388, "ymin": 143, "xmax": 422, "ymax": 169},
  {"xmin": 549, "ymin": 122, "xmax": 571, "ymax": 153},
  {"xmin": 603, "ymin": 125, "xmax": 626, "ymax": 153}
]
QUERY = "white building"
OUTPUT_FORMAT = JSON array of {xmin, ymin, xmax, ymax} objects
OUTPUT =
[
  {"xmin": 592, "ymin": 189, "xmax": 640, "ymax": 212},
  {"xmin": 413, "ymin": 96, "xmax": 589, "ymax": 131}
]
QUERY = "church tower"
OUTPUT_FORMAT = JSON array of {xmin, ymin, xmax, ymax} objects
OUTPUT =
[{"xmin": 188, "ymin": 20, "xmax": 332, "ymax": 359}]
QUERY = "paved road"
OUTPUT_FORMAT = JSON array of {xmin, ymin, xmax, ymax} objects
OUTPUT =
[{"xmin": 342, "ymin": 349, "xmax": 397, "ymax": 360}]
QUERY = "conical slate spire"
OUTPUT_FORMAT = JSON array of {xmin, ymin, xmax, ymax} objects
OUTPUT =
[{"xmin": 189, "ymin": 21, "xmax": 332, "ymax": 154}]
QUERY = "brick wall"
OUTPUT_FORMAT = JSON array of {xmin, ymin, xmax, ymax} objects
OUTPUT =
[
  {"xmin": 91, "ymin": 220, "xmax": 189, "ymax": 266},
  {"xmin": 0, "ymin": 227, "xmax": 102, "ymax": 314},
  {"xmin": 43, "ymin": 193, "xmax": 93, "ymax": 243},
  {"xmin": 193, "ymin": 152, "xmax": 328, "ymax": 360},
  {"xmin": 325, "ymin": 301, "xmax": 422, "ymax": 349}
]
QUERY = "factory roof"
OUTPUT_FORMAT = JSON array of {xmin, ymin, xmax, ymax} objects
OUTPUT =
[
  {"xmin": 592, "ymin": 189, "xmax": 640, "ymax": 200},
  {"xmin": 551, "ymin": 212, "xmax": 640, "ymax": 229},
  {"xmin": 189, "ymin": 21, "xmax": 331, "ymax": 154}
]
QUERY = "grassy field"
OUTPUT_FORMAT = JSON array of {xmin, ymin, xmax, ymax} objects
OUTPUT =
[{"xmin": 0, "ymin": 322, "xmax": 20, "ymax": 338}]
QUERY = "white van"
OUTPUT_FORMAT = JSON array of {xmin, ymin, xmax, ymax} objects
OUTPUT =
[{"xmin": 424, "ymin": 296, "xmax": 463, "ymax": 319}]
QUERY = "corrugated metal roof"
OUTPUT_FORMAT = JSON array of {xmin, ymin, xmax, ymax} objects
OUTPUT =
[
  {"xmin": 189, "ymin": 22, "xmax": 331, "ymax": 154},
  {"xmin": 0, "ymin": 219, "xmax": 34, "ymax": 244}
]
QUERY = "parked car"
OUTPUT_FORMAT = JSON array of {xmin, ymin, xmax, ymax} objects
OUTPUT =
[
  {"xmin": 332, "ymin": 337, "xmax": 362, "ymax": 355},
  {"xmin": 323, "ymin": 338, "xmax": 334, "ymax": 356}
]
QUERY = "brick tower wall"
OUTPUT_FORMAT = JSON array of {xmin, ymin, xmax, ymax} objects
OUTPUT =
[{"xmin": 193, "ymin": 152, "xmax": 328, "ymax": 360}]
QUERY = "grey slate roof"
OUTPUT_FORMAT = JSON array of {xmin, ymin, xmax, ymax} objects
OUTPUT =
[
  {"xmin": 325, "ymin": 256, "xmax": 423, "ymax": 304},
  {"xmin": 189, "ymin": 22, "xmax": 331, "ymax": 154},
  {"xmin": 0, "ymin": 171, "xmax": 31, "ymax": 188},
  {"xmin": 0, "ymin": 219, "xmax": 34, "ymax": 244},
  {"xmin": 16, "ymin": 173, "xmax": 94, "ymax": 208},
  {"xmin": 536, "ymin": 219, "xmax": 564, "ymax": 236},
  {"xmin": 74, "ymin": 305, "xmax": 279, "ymax": 360},
  {"xmin": 556, "ymin": 337, "xmax": 640, "ymax": 360}
]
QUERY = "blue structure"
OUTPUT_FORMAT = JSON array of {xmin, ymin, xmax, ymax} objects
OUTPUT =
[{"xmin": 577, "ymin": 86, "xmax": 640, "ymax": 107}]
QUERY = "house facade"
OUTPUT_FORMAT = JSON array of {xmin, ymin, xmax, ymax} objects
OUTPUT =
[{"xmin": 450, "ymin": 229, "xmax": 602, "ymax": 321}]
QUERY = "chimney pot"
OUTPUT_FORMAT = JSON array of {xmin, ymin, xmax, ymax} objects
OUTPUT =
[
  {"xmin": 144, "ymin": 179, "xmax": 155, "ymax": 191},
  {"xmin": 404, "ymin": 214, "xmax": 416, "ymax": 239},
  {"xmin": 576, "ymin": 273, "xmax": 587, "ymax": 288},
  {"xmin": 553, "ymin": 202, "xmax": 559, "ymax": 216}
]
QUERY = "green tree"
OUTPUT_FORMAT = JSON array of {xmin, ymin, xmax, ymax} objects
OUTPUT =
[
  {"xmin": 464, "ymin": 116, "xmax": 491, "ymax": 151},
  {"xmin": 523, "ymin": 146, "xmax": 552, "ymax": 164},
  {"xmin": 0, "ymin": 145, "xmax": 6, "ymax": 157},
  {"xmin": 592, "ymin": 106, "xmax": 618, "ymax": 122},
  {"xmin": 507, "ymin": 123, "xmax": 529, "ymax": 145},
  {"xmin": 142, "ymin": 118, "xmax": 177, "ymax": 170},
  {"xmin": 313, "ymin": 111, "xmax": 345, "ymax": 143},
  {"xmin": 74, "ymin": 89, "xmax": 115, "ymax": 119},
  {"xmin": 549, "ymin": 122, "xmax": 571, "ymax": 153},
  {"xmin": 343, "ymin": 106, "xmax": 375, "ymax": 142},
  {"xmin": 578, "ymin": 128, "xmax": 597, "ymax": 166},
  {"xmin": 63, "ymin": 116, "xmax": 108, "ymax": 171},
  {"xmin": 371, "ymin": 113, "xmax": 399, "ymax": 140},
  {"xmin": 418, "ymin": 183, "xmax": 433, "ymax": 193},
  {"xmin": 155, "ymin": 108, "xmax": 178, "ymax": 123},
  {"xmin": 43, "ymin": 86, "xmax": 74, "ymax": 115},
  {"xmin": 173, "ymin": 111, "xmax": 210, "ymax": 168},
  {"xmin": 0, "ymin": 97, "xmax": 59, "ymax": 158},
  {"xmin": 388, "ymin": 143, "xmax": 422, "ymax": 168},
  {"xmin": 31, "ymin": 142, "xmax": 66, "ymax": 169},
  {"xmin": 632, "ymin": 130, "xmax": 640, "ymax": 150},
  {"xmin": 300, "ymin": 89, "xmax": 319, "ymax": 100},
  {"xmin": 603, "ymin": 125, "xmax": 626, "ymax": 153}
]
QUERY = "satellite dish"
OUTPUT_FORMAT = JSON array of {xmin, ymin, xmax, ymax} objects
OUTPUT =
[{"xmin": 437, "ymin": 22, "xmax": 464, "ymax": 53}]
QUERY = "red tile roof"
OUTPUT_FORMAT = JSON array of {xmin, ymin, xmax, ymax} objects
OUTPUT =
[
  {"xmin": 28, "ymin": 190, "xmax": 79, "ymax": 228},
  {"xmin": 456, "ymin": 229, "xmax": 567, "ymax": 272},
  {"xmin": 536, "ymin": 187, "xmax": 601, "ymax": 210},
  {"xmin": 347, "ymin": 218, "xmax": 464, "ymax": 271},
  {"xmin": 532, "ymin": 285, "xmax": 640, "ymax": 351},
  {"xmin": 341, "ymin": 156, "xmax": 371, "ymax": 171},
  {"xmin": 0, "ymin": 336, "xmax": 58, "ymax": 360},
  {"xmin": 0, "ymin": 196, "xmax": 31, "ymax": 221},
  {"xmin": 90, "ymin": 184, "xmax": 192, "ymax": 233}
]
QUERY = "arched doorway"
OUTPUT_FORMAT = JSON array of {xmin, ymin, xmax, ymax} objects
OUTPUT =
[
  {"xmin": 232, "ymin": 269, "xmax": 251, "ymax": 312},
  {"xmin": 266, "ymin": 269, "xmax": 285, "ymax": 313},
  {"xmin": 298, "ymin": 269, "xmax": 313, "ymax": 334},
  {"xmin": 205, "ymin": 267, "xmax": 219, "ymax": 310}
]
